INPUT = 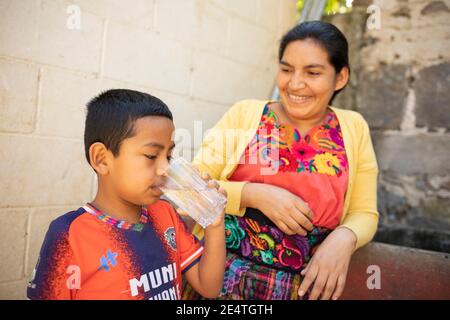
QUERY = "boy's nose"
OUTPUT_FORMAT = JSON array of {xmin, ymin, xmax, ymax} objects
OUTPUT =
[{"xmin": 156, "ymin": 164, "xmax": 169, "ymax": 176}]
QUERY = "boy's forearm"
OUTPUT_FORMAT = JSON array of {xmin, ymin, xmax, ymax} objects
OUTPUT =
[{"xmin": 197, "ymin": 224, "xmax": 226, "ymax": 297}]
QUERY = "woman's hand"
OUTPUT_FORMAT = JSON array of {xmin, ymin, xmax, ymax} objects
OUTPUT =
[
  {"xmin": 241, "ymin": 183, "xmax": 314, "ymax": 236},
  {"xmin": 298, "ymin": 227, "xmax": 357, "ymax": 300}
]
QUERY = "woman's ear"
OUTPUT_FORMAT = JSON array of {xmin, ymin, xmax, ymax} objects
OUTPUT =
[
  {"xmin": 89, "ymin": 142, "xmax": 112, "ymax": 175},
  {"xmin": 335, "ymin": 67, "xmax": 350, "ymax": 91}
]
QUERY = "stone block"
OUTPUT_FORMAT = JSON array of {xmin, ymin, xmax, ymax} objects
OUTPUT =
[
  {"xmin": 0, "ymin": 209, "xmax": 28, "ymax": 282},
  {"xmin": 26, "ymin": 207, "xmax": 74, "ymax": 277},
  {"xmin": 36, "ymin": 0, "xmax": 103, "ymax": 74},
  {"xmin": 258, "ymin": 0, "xmax": 282, "ymax": 32},
  {"xmin": 76, "ymin": 0, "xmax": 154, "ymax": 29},
  {"xmin": 227, "ymin": 17, "xmax": 276, "ymax": 67},
  {"xmin": 0, "ymin": 59, "xmax": 39, "ymax": 133},
  {"xmin": 414, "ymin": 62, "xmax": 450, "ymax": 130},
  {"xmin": 39, "ymin": 67, "xmax": 104, "ymax": 138},
  {"xmin": 212, "ymin": 0, "xmax": 259, "ymax": 23},
  {"xmin": 0, "ymin": 135, "xmax": 93, "ymax": 207},
  {"xmin": 357, "ymin": 65, "xmax": 409, "ymax": 129},
  {"xmin": 0, "ymin": 0, "xmax": 40, "ymax": 61},
  {"xmin": 154, "ymin": 0, "xmax": 228, "ymax": 54},
  {"xmin": 0, "ymin": 280, "xmax": 28, "ymax": 300},
  {"xmin": 372, "ymin": 133, "xmax": 450, "ymax": 175},
  {"xmin": 104, "ymin": 21, "xmax": 191, "ymax": 95},
  {"xmin": 190, "ymin": 50, "xmax": 255, "ymax": 105}
]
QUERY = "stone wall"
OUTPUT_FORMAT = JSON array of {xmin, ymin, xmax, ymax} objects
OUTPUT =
[
  {"xmin": 327, "ymin": 0, "xmax": 450, "ymax": 248},
  {"xmin": 0, "ymin": 0, "xmax": 297, "ymax": 299}
]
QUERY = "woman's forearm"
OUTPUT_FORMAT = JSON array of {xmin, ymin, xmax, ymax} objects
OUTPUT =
[{"xmin": 335, "ymin": 225, "xmax": 358, "ymax": 253}]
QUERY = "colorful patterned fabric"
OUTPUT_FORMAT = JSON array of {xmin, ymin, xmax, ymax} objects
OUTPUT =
[
  {"xmin": 182, "ymin": 104, "xmax": 350, "ymax": 300},
  {"xmin": 27, "ymin": 200, "xmax": 203, "ymax": 300},
  {"xmin": 84, "ymin": 203, "xmax": 149, "ymax": 231},
  {"xmin": 247, "ymin": 104, "xmax": 348, "ymax": 176},
  {"xmin": 225, "ymin": 215, "xmax": 330, "ymax": 271},
  {"xmin": 182, "ymin": 252, "xmax": 307, "ymax": 300},
  {"xmin": 191, "ymin": 99, "xmax": 379, "ymax": 251},
  {"xmin": 227, "ymin": 104, "xmax": 349, "ymax": 275},
  {"xmin": 230, "ymin": 102, "xmax": 349, "ymax": 241}
]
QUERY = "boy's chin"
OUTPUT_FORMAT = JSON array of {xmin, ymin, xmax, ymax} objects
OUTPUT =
[{"xmin": 144, "ymin": 195, "xmax": 162, "ymax": 205}]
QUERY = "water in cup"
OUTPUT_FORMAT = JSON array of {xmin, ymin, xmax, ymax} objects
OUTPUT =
[{"xmin": 160, "ymin": 157, "xmax": 227, "ymax": 228}]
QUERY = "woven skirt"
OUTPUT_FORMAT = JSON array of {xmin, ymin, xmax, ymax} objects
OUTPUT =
[{"xmin": 182, "ymin": 251, "xmax": 307, "ymax": 300}]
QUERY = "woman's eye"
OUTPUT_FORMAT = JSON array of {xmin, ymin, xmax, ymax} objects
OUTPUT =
[
  {"xmin": 281, "ymin": 68, "xmax": 291, "ymax": 73},
  {"xmin": 167, "ymin": 155, "xmax": 173, "ymax": 162},
  {"xmin": 308, "ymin": 72, "xmax": 320, "ymax": 76}
]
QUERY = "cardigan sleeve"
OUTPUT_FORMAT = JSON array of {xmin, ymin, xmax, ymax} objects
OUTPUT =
[
  {"xmin": 339, "ymin": 115, "xmax": 380, "ymax": 250},
  {"xmin": 192, "ymin": 100, "xmax": 248, "ymax": 216}
]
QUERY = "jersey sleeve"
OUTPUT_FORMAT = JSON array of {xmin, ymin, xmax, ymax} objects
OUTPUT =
[
  {"xmin": 172, "ymin": 210, "xmax": 204, "ymax": 273},
  {"xmin": 27, "ymin": 219, "xmax": 77, "ymax": 300}
]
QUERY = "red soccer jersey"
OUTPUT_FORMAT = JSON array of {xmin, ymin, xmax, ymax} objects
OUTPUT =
[{"xmin": 27, "ymin": 200, "xmax": 203, "ymax": 300}]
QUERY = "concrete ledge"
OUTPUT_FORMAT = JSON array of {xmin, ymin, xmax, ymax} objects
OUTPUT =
[{"xmin": 341, "ymin": 242, "xmax": 450, "ymax": 300}]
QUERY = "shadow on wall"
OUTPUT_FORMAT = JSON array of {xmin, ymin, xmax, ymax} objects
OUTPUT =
[{"xmin": 374, "ymin": 225, "xmax": 450, "ymax": 254}]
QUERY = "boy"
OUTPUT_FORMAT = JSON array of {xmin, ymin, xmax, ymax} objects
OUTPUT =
[{"xmin": 27, "ymin": 89, "xmax": 226, "ymax": 300}]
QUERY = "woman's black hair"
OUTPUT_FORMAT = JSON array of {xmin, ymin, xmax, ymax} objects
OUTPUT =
[
  {"xmin": 84, "ymin": 89, "xmax": 173, "ymax": 165},
  {"xmin": 279, "ymin": 21, "xmax": 350, "ymax": 101}
]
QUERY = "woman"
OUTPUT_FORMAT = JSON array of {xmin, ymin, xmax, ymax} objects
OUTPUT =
[{"xmin": 184, "ymin": 21, "xmax": 379, "ymax": 300}]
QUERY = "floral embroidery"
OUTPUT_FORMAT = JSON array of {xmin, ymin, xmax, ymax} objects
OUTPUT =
[
  {"xmin": 225, "ymin": 216, "xmax": 330, "ymax": 271},
  {"xmin": 225, "ymin": 104, "xmax": 349, "ymax": 272},
  {"xmin": 278, "ymin": 149, "xmax": 298, "ymax": 172},
  {"xmin": 314, "ymin": 153, "xmax": 341, "ymax": 176},
  {"xmin": 292, "ymin": 140, "xmax": 316, "ymax": 161},
  {"xmin": 225, "ymin": 215, "xmax": 246, "ymax": 249},
  {"xmin": 278, "ymin": 237, "xmax": 303, "ymax": 269},
  {"xmin": 247, "ymin": 105, "xmax": 348, "ymax": 176}
]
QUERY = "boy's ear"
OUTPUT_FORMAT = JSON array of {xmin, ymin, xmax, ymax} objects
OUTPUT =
[
  {"xmin": 89, "ymin": 142, "xmax": 112, "ymax": 175},
  {"xmin": 334, "ymin": 66, "xmax": 349, "ymax": 92}
]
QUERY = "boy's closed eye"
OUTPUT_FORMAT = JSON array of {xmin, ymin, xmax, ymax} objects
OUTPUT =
[
  {"xmin": 144, "ymin": 154, "xmax": 173, "ymax": 161},
  {"xmin": 142, "ymin": 142, "xmax": 176, "ymax": 162},
  {"xmin": 145, "ymin": 154, "xmax": 157, "ymax": 160}
]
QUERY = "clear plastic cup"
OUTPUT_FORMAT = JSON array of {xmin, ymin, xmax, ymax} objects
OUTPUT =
[{"xmin": 160, "ymin": 157, "xmax": 227, "ymax": 228}]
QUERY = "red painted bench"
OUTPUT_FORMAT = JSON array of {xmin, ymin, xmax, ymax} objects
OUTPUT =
[{"xmin": 341, "ymin": 242, "xmax": 450, "ymax": 300}]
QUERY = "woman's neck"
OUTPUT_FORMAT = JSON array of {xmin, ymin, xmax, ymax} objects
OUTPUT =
[{"xmin": 271, "ymin": 102, "xmax": 329, "ymax": 136}]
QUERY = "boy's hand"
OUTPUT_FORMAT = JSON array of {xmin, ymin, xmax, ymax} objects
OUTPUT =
[
  {"xmin": 183, "ymin": 167, "xmax": 227, "ymax": 299},
  {"xmin": 207, "ymin": 207, "xmax": 225, "ymax": 228},
  {"xmin": 207, "ymin": 185, "xmax": 226, "ymax": 229},
  {"xmin": 200, "ymin": 170, "xmax": 226, "ymax": 229}
]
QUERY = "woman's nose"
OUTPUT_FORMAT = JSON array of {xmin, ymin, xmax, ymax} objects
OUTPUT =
[{"xmin": 288, "ymin": 73, "xmax": 306, "ymax": 90}]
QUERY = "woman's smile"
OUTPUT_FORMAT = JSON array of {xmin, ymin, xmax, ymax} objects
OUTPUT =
[{"xmin": 287, "ymin": 93, "xmax": 314, "ymax": 105}]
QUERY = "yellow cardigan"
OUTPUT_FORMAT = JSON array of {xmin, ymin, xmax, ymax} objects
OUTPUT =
[{"xmin": 192, "ymin": 99, "xmax": 379, "ymax": 250}]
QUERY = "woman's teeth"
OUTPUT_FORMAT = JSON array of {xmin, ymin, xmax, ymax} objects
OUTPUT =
[{"xmin": 288, "ymin": 94, "xmax": 311, "ymax": 103}]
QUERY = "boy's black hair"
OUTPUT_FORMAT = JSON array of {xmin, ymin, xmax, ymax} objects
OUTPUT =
[
  {"xmin": 84, "ymin": 89, "xmax": 173, "ymax": 165},
  {"xmin": 279, "ymin": 21, "xmax": 350, "ymax": 103}
]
